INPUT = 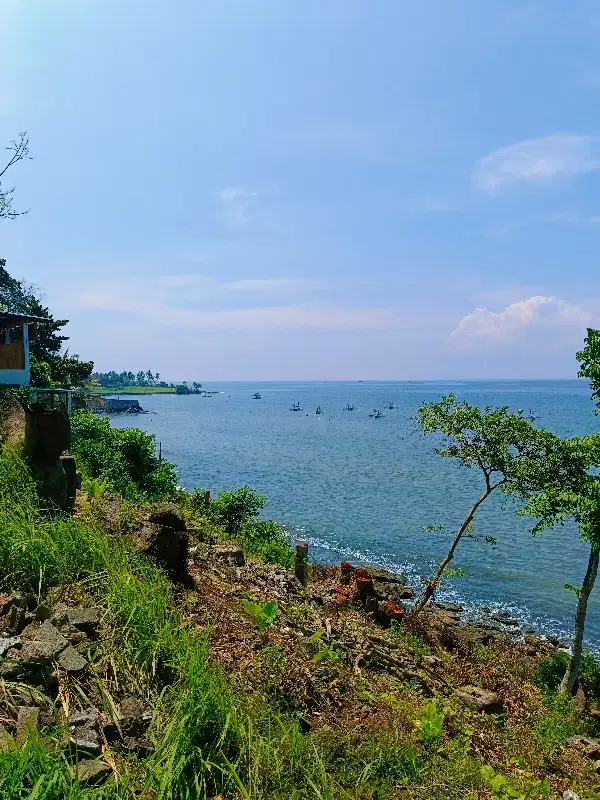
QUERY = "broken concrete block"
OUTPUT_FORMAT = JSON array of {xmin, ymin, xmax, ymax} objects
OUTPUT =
[
  {"xmin": 69, "ymin": 709, "xmax": 102, "ymax": 755},
  {"xmin": 454, "ymin": 686, "xmax": 504, "ymax": 714},
  {"xmin": 58, "ymin": 646, "xmax": 88, "ymax": 675},
  {"xmin": 73, "ymin": 759, "xmax": 112, "ymax": 787}
]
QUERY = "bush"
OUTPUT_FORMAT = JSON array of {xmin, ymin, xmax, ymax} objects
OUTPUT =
[
  {"xmin": 238, "ymin": 520, "xmax": 293, "ymax": 567},
  {"xmin": 534, "ymin": 650, "xmax": 600, "ymax": 701},
  {"xmin": 70, "ymin": 411, "xmax": 178, "ymax": 502},
  {"xmin": 212, "ymin": 486, "xmax": 265, "ymax": 534}
]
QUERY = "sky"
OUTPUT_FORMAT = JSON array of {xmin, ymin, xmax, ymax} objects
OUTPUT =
[{"xmin": 1, "ymin": 0, "xmax": 600, "ymax": 381}]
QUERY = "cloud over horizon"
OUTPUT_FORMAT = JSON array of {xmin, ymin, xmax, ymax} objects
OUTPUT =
[{"xmin": 452, "ymin": 295, "xmax": 592, "ymax": 341}]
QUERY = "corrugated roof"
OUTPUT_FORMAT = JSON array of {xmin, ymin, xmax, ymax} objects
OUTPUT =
[{"xmin": 0, "ymin": 311, "xmax": 49, "ymax": 325}]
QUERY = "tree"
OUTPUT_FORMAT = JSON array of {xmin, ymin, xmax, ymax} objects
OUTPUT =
[
  {"xmin": 520, "ymin": 329, "xmax": 600, "ymax": 694},
  {"xmin": 0, "ymin": 133, "xmax": 30, "ymax": 220},
  {"xmin": 413, "ymin": 395, "xmax": 590, "ymax": 612},
  {"xmin": 0, "ymin": 260, "xmax": 93, "ymax": 387}
]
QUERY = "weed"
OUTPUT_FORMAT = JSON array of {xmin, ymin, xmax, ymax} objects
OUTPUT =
[
  {"xmin": 481, "ymin": 764, "xmax": 551, "ymax": 799},
  {"xmin": 389, "ymin": 621, "xmax": 431, "ymax": 661},
  {"xmin": 534, "ymin": 690, "xmax": 580, "ymax": 757},
  {"xmin": 415, "ymin": 700, "xmax": 445, "ymax": 746},
  {"xmin": 309, "ymin": 631, "xmax": 345, "ymax": 664},
  {"xmin": 242, "ymin": 597, "xmax": 278, "ymax": 644}
]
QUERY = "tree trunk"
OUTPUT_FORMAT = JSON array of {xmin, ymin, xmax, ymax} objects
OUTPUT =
[
  {"xmin": 414, "ymin": 486, "xmax": 493, "ymax": 613},
  {"xmin": 560, "ymin": 543, "xmax": 599, "ymax": 696}
]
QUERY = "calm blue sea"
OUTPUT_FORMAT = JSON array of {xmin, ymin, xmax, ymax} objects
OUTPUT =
[{"xmin": 110, "ymin": 380, "xmax": 599, "ymax": 648}]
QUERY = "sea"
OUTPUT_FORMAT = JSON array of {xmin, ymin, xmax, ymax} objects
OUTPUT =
[{"xmin": 109, "ymin": 380, "xmax": 599, "ymax": 649}]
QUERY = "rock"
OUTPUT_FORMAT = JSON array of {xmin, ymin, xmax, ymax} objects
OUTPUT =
[
  {"xmin": 149, "ymin": 503, "xmax": 186, "ymax": 531},
  {"xmin": 339, "ymin": 561, "xmax": 354, "ymax": 585},
  {"xmin": 59, "ymin": 454, "xmax": 78, "ymax": 511},
  {"xmin": 212, "ymin": 544, "xmax": 245, "ymax": 567},
  {"xmin": 366, "ymin": 568, "xmax": 414, "ymax": 603},
  {"xmin": 10, "ymin": 640, "xmax": 60, "ymax": 665},
  {"xmin": 119, "ymin": 698, "xmax": 152, "ymax": 737},
  {"xmin": 123, "ymin": 736, "xmax": 151, "ymax": 756},
  {"xmin": 66, "ymin": 607, "xmax": 100, "ymax": 637},
  {"xmin": 365, "ymin": 596, "xmax": 379, "ymax": 613},
  {"xmin": 58, "ymin": 646, "xmax": 88, "ymax": 674},
  {"xmin": 455, "ymin": 686, "xmax": 505, "ymax": 714},
  {"xmin": 16, "ymin": 706, "xmax": 40, "ymax": 739},
  {"xmin": 72, "ymin": 759, "xmax": 112, "ymax": 787},
  {"xmin": 69, "ymin": 709, "xmax": 102, "ymax": 755},
  {"xmin": 36, "ymin": 621, "xmax": 70, "ymax": 655},
  {"xmin": 0, "ymin": 635, "xmax": 21, "ymax": 657},
  {"xmin": 135, "ymin": 522, "xmax": 189, "ymax": 583},
  {"xmin": 8, "ymin": 605, "xmax": 27, "ymax": 634},
  {"xmin": 567, "ymin": 735, "xmax": 600, "ymax": 760},
  {"xmin": 1, "ymin": 593, "xmax": 36, "ymax": 615},
  {"xmin": 435, "ymin": 602, "xmax": 464, "ymax": 613},
  {"xmin": 423, "ymin": 655, "xmax": 444, "ymax": 670},
  {"xmin": 490, "ymin": 611, "xmax": 519, "ymax": 627},
  {"xmin": 563, "ymin": 792, "xmax": 580, "ymax": 800},
  {"xmin": 33, "ymin": 460, "xmax": 68, "ymax": 510},
  {"xmin": 34, "ymin": 603, "xmax": 52, "ymax": 621}
]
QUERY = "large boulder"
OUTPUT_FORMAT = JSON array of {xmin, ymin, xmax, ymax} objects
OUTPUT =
[
  {"xmin": 148, "ymin": 504, "xmax": 186, "ymax": 531},
  {"xmin": 366, "ymin": 568, "xmax": 414, "ymax": 603},
  {"xmin": 135, "ymin": 522, "xmax": 189, "ymax": 583},
  {"xmin": 455, "ymin": 686, "xmax": 504, "ymax": 714}
]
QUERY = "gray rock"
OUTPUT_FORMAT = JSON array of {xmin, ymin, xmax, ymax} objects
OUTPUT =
[
  {"xmin": 16, "ymin": 706, "xmax": 40, "ymax": 740},
  {"xmin": 10, "ymin": 640, "xmax": 59, "ymax": 665},
  {"xmin": 455, "ymin": 686, "xmax": 505, "ymax": 714},
  {"xmin": 567, "ymin": 735, "xmax": 600, "ymax": 760},
  {"xmin": 490, "ymin": 611, "xmax": 519, "ymax": 627},
  {"xmin": 119, "ymin": 698, "xmax": 152, "ymax": 737},
  {"xmin": 72, "ymin": 759, "xmax": 112, "ymax": 787},
  {"xmin": 212, "ymin": 543, "xmax": 245, "ymax": 567},
  {"xmin": 436, "ymin": 602, "xmax": 464, "ymax": 612},
  {"xmin": 69, "ymin": 709, "xmax": 102, "ymax": 755},
  {"xmin": 36, "ymin": 620, "xmax": 70, "ymax": 652},
  {"xmin": 66, "ymin": 608, "xmax": 100, "ymax": 637},
  {"xmin": 0, "ymin": 636, "xmax": 21, "ymax": 657},
  {"xmin": 563, "ymin": 792, "xmax": 580, "ymax": 800},
  {"xmin": 149, "ymin": 503, "xmax": 186, "ymax": 531},
  {"xmin": 8, "ymin": 605, "xmax": 27, "ymax": 634},
  {"xmin": 34, "ymin": 603, "xmax": 53, "ymax": 621},
  {"xmin": 58, "ymin": 646, "xmax": 88, "ymax": 674}
]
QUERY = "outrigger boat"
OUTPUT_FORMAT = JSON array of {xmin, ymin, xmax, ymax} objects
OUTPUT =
[
  {"xmin": 344, "ymin": 404, "xmax": 355, "ymax": 411},
  {"xmin": 290, "ymin": 401, "xmax": 302, "ymax": 411},
  {"xmin": 315, "ymin": 406, "xmax": 323, "ymax": 415},
  {"xmin": 252, "ymin": 392, "xmax": 262, "ymax": 399},
  {"xmin": 369, "ymin": 408, "xmax": 385, "ymax": 418}
]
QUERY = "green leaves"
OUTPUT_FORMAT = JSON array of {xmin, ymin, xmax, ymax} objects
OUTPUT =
[
  {"xmin": 414, "ymin": 700, "xmax": 445, "ymax": 746},
  {"xmin": 212, "ymin": 487, "xmax": 266, "ymax": 535},
  {"xmin": 577, "ymin": 327, "xmax": 600, "ymax": 413},
  {"xmin": 242, "ymin": 597, "xmax": 278, "ymax": 633}
]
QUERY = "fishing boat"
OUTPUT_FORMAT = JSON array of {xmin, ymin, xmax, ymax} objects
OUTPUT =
[
  {"xmin": 316, "ymin": 406, "xmax": 323, "ymax": 415},
  {"xmin": 388, "ymin": 402, "xmax": 396, "ymax": 410},
  {"xmin": 290, "ymin": 401, "xmax": 302, "ymax": 411},
  {"xmin": 369, "ymin": 408, "xmax": 384, "ymax": 418},
  {"xmin": 344, "ymin": 404, "xmax": 355, "ymax": 411},
  {"xmin": 252, "ymin": 392, "xmax": 262, "ymax": 399}
]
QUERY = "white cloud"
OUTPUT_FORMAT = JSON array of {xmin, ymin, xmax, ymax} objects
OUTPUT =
[
  {"xmin": 452, "ymin": 295, "xmax": 591, "ymax": 340},
  {"xmin": 217, "ymin": 185, "xmax": 257, "ymax": 227},
  {"xmin": 473, "ymin": 134, "xmax": 600, "ymax": 192}
]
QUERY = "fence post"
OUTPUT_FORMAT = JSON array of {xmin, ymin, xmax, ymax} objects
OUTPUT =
[{"xmin": 294, "ymin": 542, "xmax": 309, "ymax": 587}]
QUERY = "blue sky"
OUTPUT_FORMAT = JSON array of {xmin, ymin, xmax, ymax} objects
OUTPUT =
[{"xmin": 1, "ymin": 0, "xmax": 599, "ymax": 380}]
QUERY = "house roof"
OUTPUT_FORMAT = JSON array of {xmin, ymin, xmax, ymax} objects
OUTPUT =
[{"xmin": 0, "ymin": 311, "xmax": 49, "ymax": 326}]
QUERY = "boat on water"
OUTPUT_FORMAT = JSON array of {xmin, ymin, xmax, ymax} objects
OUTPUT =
[
  {"xmin": 344, "ymin": 404, "xmax": 355, "ymax": 411},
  {"xmin": 316, "ymin": 406, "xmax": 323, "ymax": 415},
  {"xmin": 252, "ymin": 392, "xmax": 262, "ymax": 399},
  {"xmin": 388, "ymin": 402, "xmax": 396, "ymax": 410},
  {"xmin": 290, "ymin": 401, "xmax": 302, "ymax": 411},
  {"xmin": 369, "ymin": 408, "xmax": 385, "ymax": 418}
]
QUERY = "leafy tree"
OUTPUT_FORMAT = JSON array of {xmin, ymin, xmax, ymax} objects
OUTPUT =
[
  {"xmin": 0, "ymin": 133, "xmax": 30, "ymax": 220},
  {"xmin": 212, "ymin": 486, "xmax": 265, "ymax": 534},
  {"xmin": 414, "ymin": 395, "xmax": 590, "ymax": 612},
  {"xmin": 520, "ymin": 329, "xmax": 600, "ymax": 694},
  {"xmin": 0, "ymin": 260, "xmax": 93, "ymax": 387}
]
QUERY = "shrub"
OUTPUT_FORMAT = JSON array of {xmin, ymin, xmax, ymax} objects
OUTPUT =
[
  {"xmin": 70, "ymin": 411, "xmax": 178, "ymax": 502},
  {"xmin": 212, "ymin": 486, "xmax": 265, "ymax": 534},
  {"xmin": 534, "ymin": 691, "xmax": 580, "ymax": 756},
  {"xmin": 238, "ymin": 520, "xmax": 293, "ymax": 567}
]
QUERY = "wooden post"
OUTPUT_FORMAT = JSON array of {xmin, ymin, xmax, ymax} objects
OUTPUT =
[
  {"xmin": 294, "ymin": 542, "xmax": 309, "ymax": 587},
  {"xmin": 204, "ymin": 489, "xmax": 211, "ymax": 512},
  {"xmin": 158, "ymin": 441, "xmax": 162, "ymax": 461}
]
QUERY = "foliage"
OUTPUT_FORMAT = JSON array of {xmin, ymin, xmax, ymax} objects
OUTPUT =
[
  {"xmin": 92, "ymin": 370, "xmax": 165, "ymax": 388},
  {"xmin": 533, "ymin": 691, "xmax": 580, "ymax": 756},
  {"xmin": 212, "ymin": 486, "xmax": 266, "ymax": 534},
  {"xmin": 242, "ymin": 598, "xmax": 278, "ymax": 643},
  {"xmin": 237, "ymin": 520, "xmax": 294, "ymax": 567},
  {"xmin": 389, "ymin": 621, "xmax": 432, "ymax": 660},
  {"xmin": 70, "ymin": 411, "xmax": 178, "ymax": 502},
  {"xmin": 535, "ymin": 650, "xmax": 600, "ymax": 701},
  {"xmin": 577, "ymin": 327, "xmax": 600, "ymax": 413},
  {"xmin": 0, "ymin": 132, "xmax": 30, "ymax": 221},
  {"xmin": 0, "ymin": 259, "xmax": 93, "ymax": 387},
  {"xmin": 414, "ymin": 700, "xmax": 445, "ymax": 746},
  {"xmin": 481, "ymin": 765, "xmax": 551, "ymax": 800},
  {"xmin": 309, "ymin": 630, "xmax": 345, "ymax": 663},
  {"xmin": 414, "ymin": 394, "xmax": 590, "ymax": 610}
]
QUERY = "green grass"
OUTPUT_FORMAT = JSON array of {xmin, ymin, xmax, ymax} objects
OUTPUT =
[{"xmin": 92, "ymin": 386, "xmax": 176, "ymax": 395}]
